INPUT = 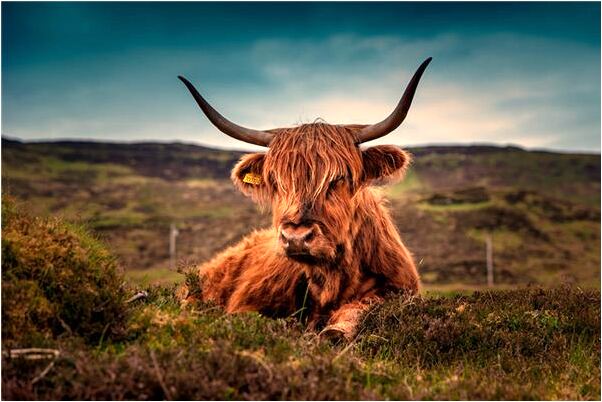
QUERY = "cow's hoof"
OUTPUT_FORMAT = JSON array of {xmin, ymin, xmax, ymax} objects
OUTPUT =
[{"xmin": 319, "ymin": 325, "xmax": 348, "ymax": 343}]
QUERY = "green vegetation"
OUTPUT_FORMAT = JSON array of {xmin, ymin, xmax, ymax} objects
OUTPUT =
[
  {"xmin": 390, "ymin": 185, "xmax": 600, "ymax": 288},
  {"xmin": 3, "ymin": 282, "xmax": 599, "ymax": 398},
  {"xmin": 1, "ymin": 198, "xmax": 600, "ymax": 400}
]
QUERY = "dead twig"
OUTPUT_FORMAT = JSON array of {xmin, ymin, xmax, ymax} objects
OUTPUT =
[
  {"xmin": 4, "ymin": 348, "xmax": 60, "ymax": 360},
  {"xmin": 126, "ymin": 291, "xmax": 148, "ymax": 304},
  {"xmin": 57, "ymin": 316, "xmax": 73, "ymax": 335},
  {"xmin": 3, "ymin": 348, "xmax": 60, "ymax": 385},
  {"xmin": 31, "ymin": 360, "xmax": 56, "ymax": 385},
  {"xmin": 402, "ymin": 377, "xmax": 414, "ymax": 400},
  {"xmin": 190, "ymin": 306, "xmax": 222, "ymax": 315}
]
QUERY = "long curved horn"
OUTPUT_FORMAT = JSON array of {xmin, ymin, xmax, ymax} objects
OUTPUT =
[
  {"xmin": 357, "ymin": 57, "xmax": 432, "ymax": 144},
  {"xmin": 178, "ymin": 76, "xmax": 274, "ymax": 147}
]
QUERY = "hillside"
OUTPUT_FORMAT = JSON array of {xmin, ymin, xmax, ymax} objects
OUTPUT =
[
  {"xmin": 2, "ymin": 139, "xmax": 600, "ymax": 399},
  {"xmin": 2, "ymin": 137, "xmax": 600, "ymax": 289}
]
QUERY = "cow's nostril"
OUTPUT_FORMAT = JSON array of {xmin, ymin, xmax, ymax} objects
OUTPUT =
[{"xmin": 303, "ymin": 229, "xmax": 315, "ymax": 243}]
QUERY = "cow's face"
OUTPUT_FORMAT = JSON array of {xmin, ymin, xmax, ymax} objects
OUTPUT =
[
  {"xmin": 232, "ymin": 123, "xmax": 410, "ymax": 264},
  {"xmin": 179, "ymin": 60, "xmax": 430, "ymax": 264}
]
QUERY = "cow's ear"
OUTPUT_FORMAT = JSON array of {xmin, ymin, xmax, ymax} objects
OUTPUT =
[
  {"xmin": 361, "ymin": 145, "xmax": 411, "ymax": 184},
  {"xmin": 231, "ymin": 153, "xmax": 267, "ymax": 201}
]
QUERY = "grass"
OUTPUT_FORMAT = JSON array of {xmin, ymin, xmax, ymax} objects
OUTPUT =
[
  {"xmin": 412, "ymin": 148, "xmax": 600, "ymax": 207},
  {"xmin": 397, "ymin": 188, "xmax": 600, "ymax": 288},
  {"xmin": 2, "ymin": 155, "xmax": 134, "ymax": 184},
  {"xmin": 42, "ymin": 157, "xmax": 134, "ymax": 182},
  {"xmin": 90, "ymin": 209, "xmax": 152, "ymax": 229},
  {"xmin": 1, "ymin": 198, "xmax": 600, "ymax": 400},
  {"xmin": 466, "ymin": 229, "xmax": 523, "ymax": 251},
  {"xmin": 2, "ymin": 284, "xmax": 599, "ymax": 400}
]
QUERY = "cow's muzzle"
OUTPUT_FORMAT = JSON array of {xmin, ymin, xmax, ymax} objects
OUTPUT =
[{"xmin": 279, "ymin": 223, "xmax": 317, "ymax": 257}]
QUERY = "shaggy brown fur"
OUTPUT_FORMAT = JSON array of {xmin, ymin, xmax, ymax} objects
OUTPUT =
[{"xmin": 183, "ymin": 123, "xmax": 419, "ymax": 339}]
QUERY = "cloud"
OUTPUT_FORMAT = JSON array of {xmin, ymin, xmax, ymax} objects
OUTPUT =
[
  {"xmin": 213, "ymin": 33, "xmax": 600, "ymax": 151},
  {"xmin": 3, "ymin": 32, "xmax": 600, "ymax": 153}
]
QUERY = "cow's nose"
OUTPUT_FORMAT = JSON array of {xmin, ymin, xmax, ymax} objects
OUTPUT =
[{"xmin": 280, "ymin": 225, "xmax": 315, "ymax": 254}]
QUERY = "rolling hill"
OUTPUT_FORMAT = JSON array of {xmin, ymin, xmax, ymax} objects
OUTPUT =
[{"xmin": 2, "ymin": 137, "xmax": 600, "ymax": 289}]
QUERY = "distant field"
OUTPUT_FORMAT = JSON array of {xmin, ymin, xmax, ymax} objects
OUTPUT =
[{"xmin": 2, "ymin": 138, "xmax": 600, "ymax": 289}]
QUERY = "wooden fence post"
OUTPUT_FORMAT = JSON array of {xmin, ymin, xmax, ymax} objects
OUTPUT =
[
  {"xmin": 169, "ymin": 223, "xmax": 179, "ymax": 270},
  {"xmin": 486, "ymin": 233, "xmax": 494, "ymax": 287}
]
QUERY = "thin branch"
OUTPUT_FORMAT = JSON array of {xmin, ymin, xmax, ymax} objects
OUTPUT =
[{"xmin": 31, "ymin": 360, "xmax": 56, "ymax": 385}]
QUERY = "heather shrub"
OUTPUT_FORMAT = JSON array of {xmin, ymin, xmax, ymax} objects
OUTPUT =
[{"xmin": 2, "ymin": 197, "xmax": 127, "ymax": 346}]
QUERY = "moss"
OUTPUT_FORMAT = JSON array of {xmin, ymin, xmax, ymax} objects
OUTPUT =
[{"xmin": 1, "ymin": 197, "xmax": 128, "ymax": 346}]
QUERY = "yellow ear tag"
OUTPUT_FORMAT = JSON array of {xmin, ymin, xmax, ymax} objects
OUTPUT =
[{"xmin": 242, "ymin": 172, "xmax": 262, "ymax": 185}]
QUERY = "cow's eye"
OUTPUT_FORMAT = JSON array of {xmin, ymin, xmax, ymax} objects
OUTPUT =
[{"xmin": 327, "ymin": 177, "xmax": 344, "ymax": 197}]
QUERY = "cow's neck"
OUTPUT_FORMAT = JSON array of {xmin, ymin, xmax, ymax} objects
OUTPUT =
[
  {"xmin": 352, "ymin": 187, "xmax": 416, "ymax": 294},
  {"xmin": 351, "ymin": 188, "xmax": 408, "ymax": 268}
]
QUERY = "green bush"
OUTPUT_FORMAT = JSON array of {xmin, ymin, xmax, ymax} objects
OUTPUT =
[{"xmin": 2, "ymin": 197, "xmax": 128, "ymax": 346}]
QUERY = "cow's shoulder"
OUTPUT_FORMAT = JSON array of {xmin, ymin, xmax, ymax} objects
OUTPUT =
[
  {"xmin": 199, "ymin": 228, "xmax": 276, "ymax": 273},
  {"xmin": 239, "ymin": 228, "xmax": 277, "ymax": 250}
]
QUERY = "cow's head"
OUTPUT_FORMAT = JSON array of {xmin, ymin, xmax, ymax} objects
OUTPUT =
[{"xmin": 179, "ymin": 58, "xmax": 431, "ymax": 265}]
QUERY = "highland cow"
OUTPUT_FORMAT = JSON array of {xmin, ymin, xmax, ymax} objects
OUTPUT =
[{"xmin": 177, "ymin": 58, "xmax": 432, "ymax": 339}]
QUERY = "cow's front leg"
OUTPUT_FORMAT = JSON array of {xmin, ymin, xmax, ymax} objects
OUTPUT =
[{"xmin": 319, "ymin": 297, "xmax": 382, "ymax": 341}]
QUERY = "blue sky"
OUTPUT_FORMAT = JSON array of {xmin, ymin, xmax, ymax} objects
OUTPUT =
[{"xmin": 2, "ymin": 2, "xmax": 600, "ymax": 152}]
